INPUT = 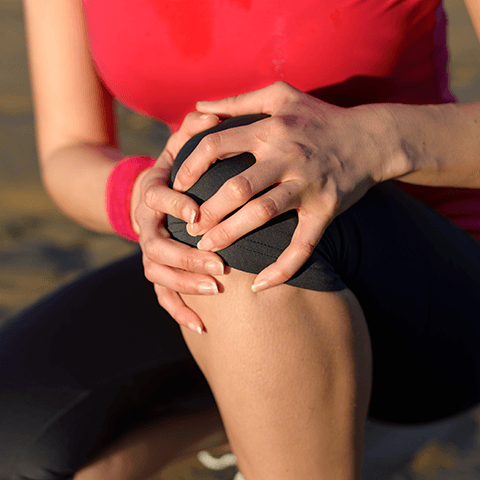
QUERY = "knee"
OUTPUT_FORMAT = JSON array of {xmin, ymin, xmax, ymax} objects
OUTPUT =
[
  {"xmin": 181, "ymin": 271, "xmax": 373, "ymax": 470},
  {"xmin": 166, "ymin": 115, "xmax": 269, "ymax": 253},
  {"xmin": 183, "ymin": 267, "xmax": 362, "ymax": 339},
  {"xmin": 74, "ymin": 451, "xmax": 131, "ymax": 480},
  {"xmin": 181, "ymin": 269, "xmax": 371, "ymax": 388}
]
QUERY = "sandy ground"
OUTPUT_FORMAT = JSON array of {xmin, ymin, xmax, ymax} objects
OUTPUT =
[{"xmin": 2, "ymin": 0, "xmax": 480, "ymax": 478}]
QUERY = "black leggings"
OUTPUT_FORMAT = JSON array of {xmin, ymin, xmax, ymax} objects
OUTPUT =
[{"xmin": 2, "ymin": 115, "xmax": 480, "ymax": 479}]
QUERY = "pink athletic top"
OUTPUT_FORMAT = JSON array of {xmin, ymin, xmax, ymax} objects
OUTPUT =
[{"xmin": 82, "ymin": 0, "xmax": 480, "ymax": 240}]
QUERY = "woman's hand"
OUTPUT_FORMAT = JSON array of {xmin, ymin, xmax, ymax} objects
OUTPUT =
[
  {"xmin": 131, "ymin": 112, "xmax": 225, "ymax": 333},
  {"xmin": 173, "ymin": 81, "xmax": 406, "ymax": 292}
]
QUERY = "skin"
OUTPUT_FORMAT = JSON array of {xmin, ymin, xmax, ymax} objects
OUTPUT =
[
  {"xmin": 23, "ymin": 0, "xmax": 224, "ymax": 333},
  {"xmin": 22, "ymin": 0, "xmax": 480, "ymax": 478},
  {"xmin": 180, "ymin": 270, "xmax": 372, "ymax": 480}
]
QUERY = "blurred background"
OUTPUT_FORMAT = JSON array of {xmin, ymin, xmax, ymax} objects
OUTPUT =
[{"xmin": 1, "ymin": 0, "xmax": 480, "ymax": 478}]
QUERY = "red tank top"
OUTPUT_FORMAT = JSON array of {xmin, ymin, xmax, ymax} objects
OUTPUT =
[{"xmin": 82, "ymin": 0, "xmax": 480, "ymax": 240}]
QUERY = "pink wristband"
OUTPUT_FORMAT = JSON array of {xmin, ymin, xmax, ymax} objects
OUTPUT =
[{"xmin": 106, "ymin": 155, "xmax": 156, "ymax": 242}]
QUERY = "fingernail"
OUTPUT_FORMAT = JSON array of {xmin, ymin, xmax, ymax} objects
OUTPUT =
[
  {"xmin": 200, "ymin": 113, "xmax": 216, "ymax": 120},
  {"xmin": 251, "ymin": 280, "xmax": 270, "ymax": 293},
  {"xmin": 197, "ymin": 237, "xmax": 213, "ymax": 251},
  {"xmin": 186, "ymin": 223, "xmax": 198, "ymax": 237},
  {"xmin": 173, "ymin": 179, "xmax": 185, "ymax": 192},
  {"xmin": 183, "ymin": 209, "xmax": 197, "ymax": 226},
  {"xmin": 187, "ymin": 323, "xmax": 203, "ymax": 335},
  {"xmin": 198, "ymin": 282, "xmax": 219, "ymax": 295},
  {"xmin": 205, "ymin": 261, "xmax": 224, "ymax": 276}
]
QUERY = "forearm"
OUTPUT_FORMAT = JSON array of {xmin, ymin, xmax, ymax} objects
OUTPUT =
[
  {"xmin": 41, "ymin": 143, "xmax": 125, "ymax": 233},
  {"xmin": 375, "ymin": 101, "xmax": 480, "ymax": 187}
]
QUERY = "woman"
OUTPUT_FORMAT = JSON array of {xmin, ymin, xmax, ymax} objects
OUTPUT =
[{"xmin": 2, "ymin": 0, "xmax": 480, "ymax": 478}]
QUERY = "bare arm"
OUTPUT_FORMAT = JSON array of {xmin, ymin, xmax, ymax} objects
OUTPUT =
[
  {"xmin": 23, "ymin": 0, "xmax": 225, "ymax": 330},
  {"xmin": 464, "ymin": 0, "xmax": 480, "ymax": 42},
  {"xmin": 378, "ymin": 101, "xmax": 480, "ymax": 188},
  {"xmin": 23, "ymin": 0, "xmax": 120, "ymax": 232},
  {"xmin": 387, "ymin": 0, "xmax": 480, "ymax": 188}
]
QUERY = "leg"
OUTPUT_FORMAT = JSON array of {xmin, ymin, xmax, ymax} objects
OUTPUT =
[
  {"xmin": 181, "ymin": 269, "xmax": 372, "ymax": 480},
  {"xmin": 167, "ymin": 115, "xmax": 480, "ymax": 477},
  {"xmin": 73, "ymin": 405, "xmax": 224, "ymax": 480},
  {"xmin": 0, "ymin": 253, "xmax": 218, "ymax": 480}
]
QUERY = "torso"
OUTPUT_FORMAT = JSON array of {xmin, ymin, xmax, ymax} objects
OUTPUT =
[
  {"xmin": 82, "ymin": 0, "xmax": 480, "ymax": 240},
  {"xmin": 83, "ymin": 0, "xmax": 451, "ymax": 127}
]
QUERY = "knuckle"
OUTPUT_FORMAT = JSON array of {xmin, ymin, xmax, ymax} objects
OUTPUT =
[
  {"xmin": 144, "ymin": 184, "xmax": 157, "ymax": 207},
  {"xmin": 202, "ymin": 133, "xmax": 221, "ymax": 155},
  {"xmin": 167, "ymin": 194, "xmax": 184, "ymax": 216},
  {"xmin": 226, "ymin": 176, "xmax": 253, "ymax": 201},
  {"xmin": 226, "ymin": 93, "xmax": 242, "ymax": 106},
  {"xmin": 199, "ymin": 204, "xmax": 217, "ymax": 224},
  {"xmin": 174, "ymin": 278, "xmax": 191, "ymax": 294},
  {"xmin": 143, "ymin": 261, "xmax": 156, "ymax": 283},
  {"xmin": 274, "ymin": 267, "xmax": 291, "ymax": 284},
  {"xmin": 272, "ymin": 80, "xmax": 296, "ymax": 98},
  {"xmin": 154, "ymin": 288, "xmax": 169, "ymax": 308},
  {"xmin": 254, "ymin": 197, "xmax": 279, "ymax": 222},
  {"xmin": 142, "ymin": 239, "xmax": 157, "ymax": 260},
  {"xmin": 178, "ymin": 162, "xmax": 194, "ymax": 182},
  {"xmin": 213, "ymin": 223, "xmax": 233, "ymax": 244},
  {"xmin": 272, "ymin": 80, "xmax": 288, "ymax": 92},
  {"xmin": 179, "ymin": 255, "xmax": 202, "ymax": 272},
  {"xmin": 267, "ymin": 115, "xmax": 289, "ymax": 137},
  {"xmin": 183, "ymin": 111, "xmax": 197, "ymax": 125},
  {"xmin": 296, "ymin": 241, "xmax": 315, "ymax": 260}
]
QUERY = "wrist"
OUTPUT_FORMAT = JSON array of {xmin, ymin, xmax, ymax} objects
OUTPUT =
[
  {"xmin": 360, "ymin": 103, "xmax": 414, "ymax": 184},
  {"xmin": 130, "ymin": 167, "xmax": 152, "ymax": 237},
  {"xmin": 106, "ymin": 155, "xmax": 156, "ymax": 242}
]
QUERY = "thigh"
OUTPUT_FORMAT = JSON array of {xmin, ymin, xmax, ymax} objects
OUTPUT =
[
  {"xmin": 0, "ymin": 252, "xmax": 214, "ymax": 480},
  {"xmin": 332, "ymin": 182, "xmax": 480, "ymax": 423},
  {"xmin": 181, "ymin": 271, "xmax": 372, "ymax": 480}
]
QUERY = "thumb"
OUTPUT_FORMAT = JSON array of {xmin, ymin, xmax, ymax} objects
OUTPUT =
[{"xmin": 155, "ymin": 147, "xmax": 175, "ymax": 170}]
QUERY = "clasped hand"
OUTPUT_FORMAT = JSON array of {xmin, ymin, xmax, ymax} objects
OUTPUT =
[{"xmin": 133, "ymin": 81, "xmax": 396, "ymax": 331}]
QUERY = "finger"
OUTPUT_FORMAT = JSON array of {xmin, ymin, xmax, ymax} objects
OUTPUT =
[
  {"xmin": 166, "ymin": 111, "xmax": 220, "ymax": 159},
  {"xmin": 173, "ymin": 122, "xmax": 263, "ymax": 192},
  {"xmin": 142, "ymin": 234, "xmax": 224, "ymax": 276},
  {"xmin": 137, "ymin": 200, "xmax": 225, "ymax": 277},
  {"xmin": 196, "ymin": 81, "xmax": 298, "ymax": 117},
  {"xmin": 154, "ymin": 284, "xmax": 205, "ymax": 333},
  {"xmin": 137, "ymin": 202, "xmax": 221, "ymax": 274},
  {"xmin": 139, "ymin": 209, "xmax": 225, "ymax": 276},
  {"xmin": 142, "ymin": 172, "xmax": 200, "ymax": 224},
  {"xmin": 187, "ymin": 159, "xmax": 285, "ymax": 236},
  {"xmin": 196, "ymin": 180, "xmax": 303, "ymax": 252},
  {"xmin": 250, "ymin": 209, "xmax": 332, "ymax": 292},
  {"xmin": 143, "ymin": 259, "xmax": 220, "ymax": 295}
]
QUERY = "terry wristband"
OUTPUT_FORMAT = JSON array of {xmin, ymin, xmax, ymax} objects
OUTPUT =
[{"xmin": 106, "ymin": 155, "xmax": 156, "ymax": 242}]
